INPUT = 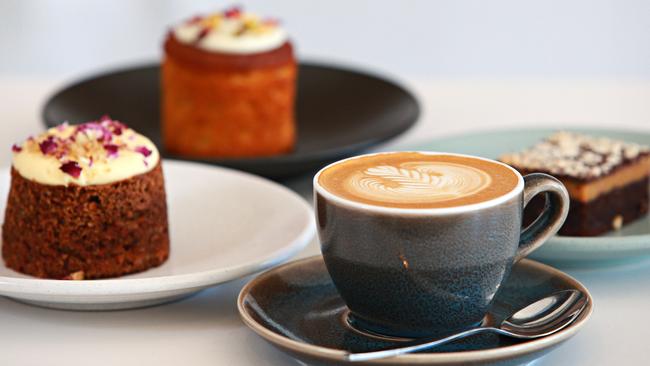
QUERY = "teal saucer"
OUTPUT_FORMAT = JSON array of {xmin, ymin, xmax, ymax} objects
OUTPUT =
[
  {"xmin": 405, "ymin": 127, "xmax": 650, "ymax": 266},
  {"xmin": 238, "ymin": 256, "xmax": 592, "ymax": 366}
]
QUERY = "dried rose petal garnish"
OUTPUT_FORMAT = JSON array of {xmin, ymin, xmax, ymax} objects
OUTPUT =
[
  {"xmin": 224, "ymin": 6, "xmax": 242, "ymax": 18},
  {"xmin": 187, "ymin": 15, "xmax": 204, "ymax": 24},
  {"xmin": 76, "ymin": 121, "xmax": 113, "ymax": 143},
  {"xmin": 112, "ymin": 124, "xmax": 123, "ymax": 136},
  {"xmin": 18, "ymin": 118, "xmax": 149, "ymax": 176},
  {"xmin": 98, "ymin": 127, "xmax": 113, "ymax": 143},
  {"xmin": 135, "ymin": 146, "xmax": 152, "ymax": 157},
  {"xmin": 102, "ymin": 118, "xmax": 126, "ymax": 136},
  {"xmin": 39, "ymin": 136, "xmax": 58, "ymax": 155},
  {"xmin": 197, "ymin": 27, "xmax": 210, "ymax": 41},
  {"xmin": 56, "ymin": 122, "xmax": 69, "ymax": 132},
  {"xmin": 60, "ymin": 161, "xmax": 82, "ymax": 178},
  {"xmin": 103, "ymin": 144, "xmax": 119, "ymax": 158}
]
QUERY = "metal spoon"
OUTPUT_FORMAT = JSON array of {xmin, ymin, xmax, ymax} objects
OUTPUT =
[{"xmin": 347, "ymin": 289, "xmax": 588, "ymax": 362}]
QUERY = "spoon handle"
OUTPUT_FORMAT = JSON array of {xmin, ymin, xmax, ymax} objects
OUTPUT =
[{"xmin": 346, "ymin": 327, "xmax": 496, "ymax": 362}]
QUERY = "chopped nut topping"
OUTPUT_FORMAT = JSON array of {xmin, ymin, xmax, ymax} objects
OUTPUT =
[
  {"xmin": 13, "ymin": 116, "xmax": 154, "ymax": 181},
  {"xmin": 500, "ymin": 132, "xmax": 650, "ymax": 179},
  {"xmin": 182, "ymin": 6, "xmax": 280, "ymax": 41},
  {"xmin": 63, "ymin": 271, "xmax": 85, "ymax": 281},
  {"xmin": 612, "ymin": 215, "xmax": 623, "ymax": 230}
]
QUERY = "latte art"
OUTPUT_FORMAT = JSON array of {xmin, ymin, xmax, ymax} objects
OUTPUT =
[
  {"xmin": 347, "ymin": 162, "xmax": 492, "ymax": 204},
  {"xmin": 317, "ymin": 152, "xmax": 521, "ymax": 209}
]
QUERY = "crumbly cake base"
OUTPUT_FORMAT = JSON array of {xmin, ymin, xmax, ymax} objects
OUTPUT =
[
  {"xmin": 524, "ymin": 177, "xmax": 649, "ymax": 236},
  {"xmin": 2, "ymin": 163, "xmax": 169, "ymax": 279},
  {"xmin": 162, "ymin": 35, "xmax": 296, "ymax": 158}
]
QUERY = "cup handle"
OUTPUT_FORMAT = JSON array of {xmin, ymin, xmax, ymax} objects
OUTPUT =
[{"xmin": 515, "ymin": 173, "xmax": 570, "ymax": 262}]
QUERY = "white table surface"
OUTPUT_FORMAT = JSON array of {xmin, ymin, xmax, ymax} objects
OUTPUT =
[{"xmin": 1, "ymin": 76, "xmax": 650, "ymax": 366}]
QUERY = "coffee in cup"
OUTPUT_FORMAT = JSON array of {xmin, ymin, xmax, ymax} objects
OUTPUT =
[{"xmin": 317, "ymin": 152, "xmax": 519, "ymax": 209}]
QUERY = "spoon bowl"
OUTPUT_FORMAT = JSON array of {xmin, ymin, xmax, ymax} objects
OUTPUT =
[
  {"xmin": 500, "ymin": 289, "xmax": 587, "ymax": 337},
  {"xmin": 347, "ymin": 289, "xmax": 588, "ymax": 362}
]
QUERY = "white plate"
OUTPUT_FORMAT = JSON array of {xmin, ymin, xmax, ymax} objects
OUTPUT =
[{"xmin": 0, "ymin": 160, "xmax": 315, "ymax": 310}]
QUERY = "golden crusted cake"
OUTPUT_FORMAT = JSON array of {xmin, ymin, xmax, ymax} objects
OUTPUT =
[
  {"xmin": 501, "ymin": 131, "xmax": 650, "ymax": 236},
  {"xmin": 162, "ymin": 6, "xmax": 296, "ymax": 157},
  {"xmin": 2, "ymin": 117, "xmax": 169, "ymax": 279}
]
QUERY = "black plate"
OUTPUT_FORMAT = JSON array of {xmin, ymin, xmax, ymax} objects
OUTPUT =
[{"xmin": 42, "ymin": 62, "xmax": 419, "ymax": 180}]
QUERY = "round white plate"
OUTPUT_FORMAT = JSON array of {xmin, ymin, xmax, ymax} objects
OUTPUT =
[
  {"xmin": 407, "ymin": 127, "xmax": 650, "ymax": 267},
  {"xmin": 0, "ymin": 160, "xmax": 315, "ymax": 310}
]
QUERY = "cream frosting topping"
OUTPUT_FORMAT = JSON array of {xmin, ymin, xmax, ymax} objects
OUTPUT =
[
  {"xmin": 11, "ymin": 117, "xmax": 159, "ymax": 186},
  {"xmin": 172, "ymin": 7, "xmax": 288, "ymax": 54}
]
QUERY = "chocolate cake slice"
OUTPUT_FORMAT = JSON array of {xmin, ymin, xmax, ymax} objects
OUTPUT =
[
  {"xmin": 2, "ymin": 117, "xmax": 169, "ymax": 279},
  {"xmin": 501, "ymin": 131, "xmax": 650, "ymax": 236}
]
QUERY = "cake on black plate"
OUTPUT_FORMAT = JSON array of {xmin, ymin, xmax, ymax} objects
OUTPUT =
[
  {"xmin": 2, "ymin": 117, "xmax": 169, "ymax": 279},
  {"xmin": 162, "ymin": 6, "xmax": 297, "ymax": 157}
]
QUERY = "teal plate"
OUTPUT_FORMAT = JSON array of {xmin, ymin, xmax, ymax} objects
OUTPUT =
[{"xmin": 405, "ymin": 127, "xmax": 650, "ymax": 267}]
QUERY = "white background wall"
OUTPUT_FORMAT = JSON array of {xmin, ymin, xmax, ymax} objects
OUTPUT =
[
  {"xmin": 1, "ymin": 0, "xmax": 649, "ymax": 80},
  {"xmin": 0, "ymin": 0, "xmax": 648, "ymax": 153}
]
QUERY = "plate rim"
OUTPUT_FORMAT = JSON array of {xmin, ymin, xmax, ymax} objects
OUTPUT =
[
  {"xmin": 405, "ymin": 126, "xmax": 650, "ymax": 248},
  {"xmin": 41, "ymin": 60, "xmax": 420, "ymax": 169},
  {"xmin": 0, "ymin": 159, "xmax": 316, "ymax": 297},
  {"xmin": 237, "ymin": 255, "xmax": 593, "ymax": 364}
]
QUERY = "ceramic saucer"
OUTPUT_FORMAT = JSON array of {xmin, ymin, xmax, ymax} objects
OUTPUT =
[
  {"xmin": 0, "ymin": 160, "xmax": 315, "ymax": 310},
  {"xmin": 406, "ymin": 127, "xmax": 650, "ymax": 266},
  {"xmin": 238, "ymin": 256, "xmax": 592, "ymax": 366}
]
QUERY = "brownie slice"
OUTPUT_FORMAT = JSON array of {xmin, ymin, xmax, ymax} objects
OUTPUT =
[{"xmin": 500, "ymin": 132, "xmax": 650, "ymax": 236}]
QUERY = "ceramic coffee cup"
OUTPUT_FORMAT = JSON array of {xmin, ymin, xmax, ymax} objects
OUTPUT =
[{"xmin": 313, "ymin": 152, "xmax": 570, "ymax": 338}]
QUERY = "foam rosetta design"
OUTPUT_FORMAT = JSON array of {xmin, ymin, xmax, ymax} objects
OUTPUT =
[{"xmin": 346, "ymin": 162, "xmax": 492, "ymax": 204}]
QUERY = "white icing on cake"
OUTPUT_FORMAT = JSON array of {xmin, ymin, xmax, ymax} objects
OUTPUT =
[
  {"xmin": 173, "ymin": 7, "xmax": 288, "ymax": 54},
  {"xmin": 345, "ymin": 162, "xmax": 492, "ymax": 205},
  {"xmin": 11, "ymin": 119, "xmax": 159, "ymax": 186}
]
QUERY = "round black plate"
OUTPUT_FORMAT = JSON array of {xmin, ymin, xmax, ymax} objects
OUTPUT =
[{"xmin": 42, "ymin": 62, "xmax": 419, "ymax": 180}]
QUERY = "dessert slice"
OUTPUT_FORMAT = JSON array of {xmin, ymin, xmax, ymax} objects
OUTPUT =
[
  {"xmin": 500, "ymin": 131, "xmax": 650, "ymax": 236},
  {"xmin": 2, "ymin": 117, "xmax": 169, "ymax": 279}
]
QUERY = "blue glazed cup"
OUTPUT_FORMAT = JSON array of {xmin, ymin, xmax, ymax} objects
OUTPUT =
[{"xmin": 314, "ymin": 152, "xmax": 570, "ymax": 338}]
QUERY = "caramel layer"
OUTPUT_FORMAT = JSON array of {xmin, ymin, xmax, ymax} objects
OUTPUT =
[{"xmin": 560, "ymin": 155, "xmax": 650, "ymax": 202}]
